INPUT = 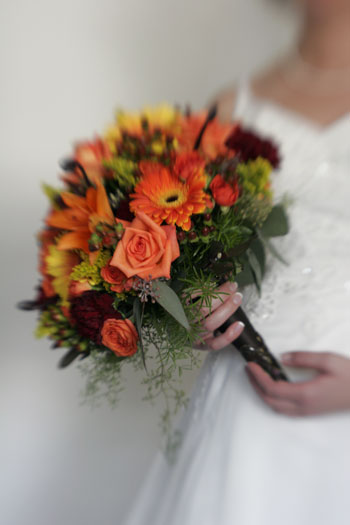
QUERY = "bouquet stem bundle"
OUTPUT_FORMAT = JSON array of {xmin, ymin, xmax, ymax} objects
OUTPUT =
[{"xmin": 217, "ymin": 307, "xmax": 289, "ymax": 381}]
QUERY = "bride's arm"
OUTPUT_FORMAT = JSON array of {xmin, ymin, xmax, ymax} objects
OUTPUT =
[{"xmin": 246, "ymin": 352, "xmax": 350, "ymax": 416}]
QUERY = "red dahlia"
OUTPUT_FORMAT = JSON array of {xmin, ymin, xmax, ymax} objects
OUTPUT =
[
  {"xmin": 225, "ymin": 125, "xmax": 280, "ymax": 169},
  {"xmin": 70, "ymin": 291, "xmax": 121, "ymax": 344}
]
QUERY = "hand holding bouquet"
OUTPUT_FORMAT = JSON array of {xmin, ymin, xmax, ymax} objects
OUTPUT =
[{"xmin": 20, "ymin": 103, "xmax": 289, "ymax": 435}]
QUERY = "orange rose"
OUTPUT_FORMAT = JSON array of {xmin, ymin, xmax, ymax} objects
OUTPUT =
[
  {"xmin": 110, "ymin": 211, "xmax": 180, "ymax": 280},
  {"xmin": 209, "ymin": 174, "xmax": 239, "ymax": 207},
  {"xmin": 101, "ymin": 318, "xmax": 138, "ymax": 357},
  {"xmin": 100, "ymin": 260, "xmax": 134, "ymax": 293}
]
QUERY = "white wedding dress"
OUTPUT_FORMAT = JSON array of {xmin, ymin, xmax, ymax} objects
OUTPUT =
[{"xmin": 122, "ymin": 82, "xmax": 350, "ymax": 525}]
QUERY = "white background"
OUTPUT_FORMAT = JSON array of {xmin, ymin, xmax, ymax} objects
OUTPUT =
[{"xmin": 0, "ymin": 1, "xmax": 298, "ymax": 524}]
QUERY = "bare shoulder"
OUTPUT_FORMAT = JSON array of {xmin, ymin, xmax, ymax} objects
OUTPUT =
[{"xmin": 207, "ymin": 85, "xmax": 237, "ymax": 123}]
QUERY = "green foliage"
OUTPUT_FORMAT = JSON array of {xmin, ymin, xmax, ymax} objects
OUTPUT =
[
  {"xmin": 213, "ymin": 206, "xmax": 253, "ymax": 251},
  {"xmin": 78, "ymin": 350, "xmax": 125, "ymax": 408},
  {"xmin": 35, "ymin": 303, "xmax": 90, "ymax": 352},
  {"xmin": 259, "ymin": 204, "xmax": 289, "ymax": 237},
  {"xmin": 70, "ymin": 250, "xmax": 112, "ymax": 286},
  {"xmin": 140, "ymin": 306, "xmax": 203, "ymax": 439},
  {"xmin": 233, "ymin": 191, "xmax": 272, "ymax": 229},
  {"xmin": 41, "ymin": 183, "xmax": 62, "ymax": 210},
  {"xmin": 236, "ymin": 157, "xmax": 273, "ymax": 198},
  {"xmin": 103, "ymin": 157, "xmax": 138, "ymax": 189},
  {"xmin": 153, "ymin": 280, "xmax": 190, "ymax": 331}
]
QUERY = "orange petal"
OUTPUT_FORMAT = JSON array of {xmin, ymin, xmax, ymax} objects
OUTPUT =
[
  {"xmin": 57, "ymin": 231, "xmax": 90, "ymax": 252},
  {"xmin": 46, "ymin": 208, "xmax": 89, "ymax": 230},
  {"xmin": 61, "ymin": 192, "xmax": 89, "ymax": 211},
  {"xmin": 96, "ymin": 182, "xmax": 114, "ymax": 223}
]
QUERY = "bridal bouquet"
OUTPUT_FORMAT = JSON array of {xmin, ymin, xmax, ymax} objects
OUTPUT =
[{"xmin": 20, "ymin": 103, "xmax": 289, "ymax": 435}]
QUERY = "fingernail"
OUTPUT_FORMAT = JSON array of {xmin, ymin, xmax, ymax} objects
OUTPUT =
[
  {"xmin": 281, "ymin": 352, "xmax": 292, "ymax": 363},
  {"xmin": 229, "ymin": 281, "xmax": 238, "ymax": 292},
  {"xmin": 232, "ymin": 292, "xmax": 243, "ymax": 305},
  {"xmin": 236, "ymin": 321, "xmax": 245, "ymax": 330}
]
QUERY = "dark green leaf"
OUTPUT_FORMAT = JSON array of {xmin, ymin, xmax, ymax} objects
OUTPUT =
[
  {"xmin": 58, "ymin": 348, "xmax": 81, "ymax": 368},
  {"xmin": 247, "ymin": 248, "xmax": 262, "ymax": 293},
  {"xmin": 226, "ymin": 238, "xmax": 252, "ymax": 258},
  {"xmin": 259, "ymin": 234, "xmax": 289, "ymax": 266},
  {"xmin": 211, "ymin": 260, "xmax": 235, "ymax": 275},
  {"xmin": 260, "ymin": 204, "xmax": 289, "ymax": 238},
  {"xmin": 235, "ymin": 259, "xmax": 255, "ymax": 287},
  {"xmin": 249, "ymin": 237, "xmax": 266, "ymax": 276}
]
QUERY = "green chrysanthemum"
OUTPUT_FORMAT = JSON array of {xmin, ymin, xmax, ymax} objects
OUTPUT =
[
  {"xmin": 237, "ymin": 157, "xmax": 273, "ymax": 198},
  {"xmin": 70, "ymin": 250, "xmax": 111, "ymax": 286}
]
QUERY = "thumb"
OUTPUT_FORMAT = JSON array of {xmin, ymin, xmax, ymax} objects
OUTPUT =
[{"xmin": 281, "ymin": 351, "xmax": 337, "ymax": 373}]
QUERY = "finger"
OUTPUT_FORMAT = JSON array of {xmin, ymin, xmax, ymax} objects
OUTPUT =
[
  {"xmin": 193, "ymin": 329, "xmax": 216, "ymax": 349},
  {"xmin": 246, "ymin": 366, "xmax": 298, "ymax": 416},
  {"xmin": 203, "ymin": 291, "xmax": 243, "ymax": 332},
  {"xmin": 246, "ymin": 362, "xmax": 306, "ymax": 403},
  {"xmin": 246, "ymin": 368, "xmax": 300, "ymax": 414},
  {"xmin": 281, "ymin": 351, "xmax": 341, "ymax": 374},
  {"xmin": 197, "ymin": 281, "xmax": 238, "ymax": 318},
  {"xmin": 205, "ymin": 321, "xmax": 245, "ymax": 351}
]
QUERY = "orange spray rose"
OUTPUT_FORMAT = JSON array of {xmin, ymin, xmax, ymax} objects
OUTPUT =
[
  {"xmin": 101, "ymin": 318, "xmax": 138, "ymax": 357},
  {"xmin": 100, "ymin": 260, "xmax": 134, "ymax": 293},
  {"xmin": 209, "ymin": 174, "xmax": 240, "ymax": 207}
]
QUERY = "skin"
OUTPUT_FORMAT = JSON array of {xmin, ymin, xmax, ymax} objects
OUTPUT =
[
  {"xmin": 193, "ymin": 281, "xmax": 245, "ymax": 351},
  {"xmin": 201, "ymin": 0, "xmax": 350, "ymax": 416}
]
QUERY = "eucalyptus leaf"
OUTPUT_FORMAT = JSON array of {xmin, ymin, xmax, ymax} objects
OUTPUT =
[
  {"xmin": 133, "ymin": 298, "xmax": 147, "ymax": 370},
  {"xmin": 153, "ymin": 281, "xmax": 190, "ymax": 331}
]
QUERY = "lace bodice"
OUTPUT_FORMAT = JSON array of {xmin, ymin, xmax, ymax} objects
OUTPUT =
[{"xmin": 233, "ymin": 82, "xmax": 350, "ymax": 360}]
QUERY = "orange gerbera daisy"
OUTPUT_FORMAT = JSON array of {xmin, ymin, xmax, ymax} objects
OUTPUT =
[
  {"xmin": 46, "ymin": 182, "xmax": 114, "ymax": 256},
  {"xmin": 129, "ymin": 160, "xmax": 212, "ymax": 231},
  {"xmin": 178, "ymin": 111, "xmax": 235, "ymax": 160}
]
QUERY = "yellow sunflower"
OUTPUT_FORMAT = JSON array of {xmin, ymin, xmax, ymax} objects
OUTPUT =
[{"xmin": 129, "ymin": 160, "xmax": 212, "ymax": 231}]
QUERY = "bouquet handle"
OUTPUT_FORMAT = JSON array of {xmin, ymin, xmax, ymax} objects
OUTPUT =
[{"xmin": 215, "ymin": 307, "xmax": 289, "ymax": 382}]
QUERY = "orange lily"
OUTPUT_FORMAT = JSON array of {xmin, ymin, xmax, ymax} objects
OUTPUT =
[
  {"xmin": 46, "ymin": 182, "xmax": 114, "ymax": 257},
  {"xmin": 178, "ymin": 111, "xmax": 236, "ymax": 161}
]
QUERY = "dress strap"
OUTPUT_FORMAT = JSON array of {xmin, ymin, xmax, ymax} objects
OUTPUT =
[
  {"xmin": 232, "ymin": 79, "xmax": 253, "ymax": 121},
  {"xmin": 232, "ymin": 79, "xmax": 266, "ymax": 127}
]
